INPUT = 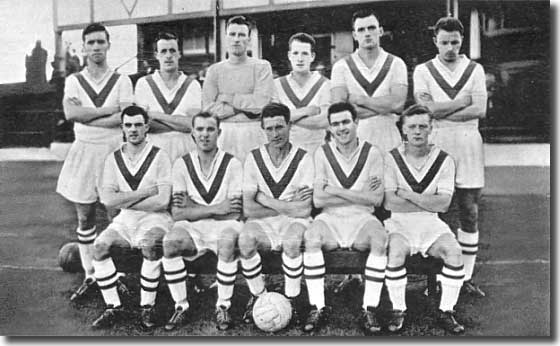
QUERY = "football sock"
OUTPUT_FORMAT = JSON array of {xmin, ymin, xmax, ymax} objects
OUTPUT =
[
  {"xmin": 282, "ymin": 253, "xmax": 303, "ymax": 298},
  {"xmin": 140, "ymin": 258, "xmax": 161, "ymax": 307},
  {"xmin": 458, "ymin": 229, "xmax": 478, "ymax": 281},
  {"xmin": 385, "ymin": 264, "xmax": 407, "ymax": 311},
  {"xmin": 303, "ymin": 251, "xmax": 325, "ymax": 309},
  {"xmin": 216, "ymin": 259, "xmax": 238, "ymax": 309},
  {"xmin": 363, "ymin": 254, "xmax": 387, "ymax": 309},
  {"xmin": 76, "ymin": 226, "xmax": 96, "ymax": 277},
  {"xmin": 241, "ymin": 253, "xmax": 265, "ymax": 296},
  {"xmin": 93, "ymin": 257, "xmax": 121, "ymax": 307},
  {"xmin": 440, "ymin": 263, "xmax": 465, "ymax": 311},
  {"xmin": 162, "ymin": 256, "xmax": 189, "ymax": 310}
]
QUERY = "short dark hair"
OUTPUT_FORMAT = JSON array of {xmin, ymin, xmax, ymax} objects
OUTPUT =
[
  {"xmin": 121, "ymin": 105, "xmax": 149, "ymax": 123},
  {"xmin": 433, "ymin": 17, "xmax": 464, "ymax": 36},
  {"xmin": 155, "ymin": 31, "xmax": 179, "ymax": 51},
  {"xmin": 288, "ymin": 32, "xmax": 316, "ymax": 53},
  {"xmin": 226, "ymin": 15, "xmax": 253, "ymax": 36},
  {"xmin": 82, "ymin": 23, "xmax": 110, "ymax": 42},
  {"xmin": 351, "ymin": 10, "xmax": 381, "ymax": 30},
  {"xmin": 261, "ymin": 102, "xmax": 291, "ymax": 127},
  {"xmin": 397, "ymin": 104, "xmax": 432, "ymax": 133},
  {"xmin": 192, "ymin": 111, "xmax": 220, "ymax": 129},
  {"xmin": 327, "ymin": 102, "xmax": 357, "ymax": 124}
]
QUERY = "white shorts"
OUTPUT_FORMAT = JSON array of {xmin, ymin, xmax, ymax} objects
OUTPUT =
[
  {"xmin": 107, "ymin": 209, "xmax": 173, "ymax": 248},
  {"xmin": 430, "ymin": 126, "xmax": 484, "ymax": 188},
  {"xmin": 56, "ymin": 138, "xmax": 120, "ymax": 204},
  {"xmin": 385, "ymin": 212, "xmax": 455, "ymax": 257},
  {"xmin": 148, "ymin": 131, "xmax": 196, "ymax": 162},
  {"xmin": 173, "ymin": 219, "xmax": 242, "ymax": 258},
  {"xmin": 315, "ymin": 210, "xmax": 384, "ymax": 248},
  {"xmin": 218, "ymin": 121, "xmax": 267, "ymax": 163},
  {"xmin": 357, "ymin": 114, "xmax": 402, "ymax": 152},
  {"xmin": 247, "ymin": 215, "xmax": 310, "ymax": 251},
  {"xmin": 291, "ymin": 126, "xmax": 326, "ymax": 155}
]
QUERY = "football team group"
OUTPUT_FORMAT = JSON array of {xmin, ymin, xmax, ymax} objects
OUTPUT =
[{"xmin": 57, "ymin": 9, "xmax": 487, "ymax": 335}]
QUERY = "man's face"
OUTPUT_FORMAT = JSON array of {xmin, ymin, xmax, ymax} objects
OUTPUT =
[
  {"xmin": 329, "ymin": 110, "xmax": 358, "ymax": 146},
  {"xmin": 262, "ymin": 116, "xmax": 290, "ymax": 150},
  {"xmin": 122, "ymin": 114, "xmax": 148, "ymax": 145},
  {"xmin": 288, "ymin": 40, "xmax": 315, "ymax": 73},
  {"xmin": 434, "ymin": 30, "xmax": 463, "ymax": 63},
  {"xmin": 83, "ymin": 31, "xmax": 110, "ymax": 64},
  {"xmin": 226, "ymin": 23, "xmax": 250, "ymax": 57},
  {"xmin": 156, "ymin": 39, "xmax": 180, "ymax": 73},
  {"xmin": 192, "ymin": 116, "xmax": 220, "ymax": 152},
  {"xmin": 402, "ymin": 113, "xmax": 432, "ymax": 146},
  {"xmin": 352, "ymin": 15, "xmax": 383, "ymax": 50}
]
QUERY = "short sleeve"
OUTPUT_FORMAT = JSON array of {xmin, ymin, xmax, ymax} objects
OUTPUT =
[
  {"xmin": 383, "ymin": 152, "xmax": 398, "ymax": 192},
  {"xmin": 63, "ymin": 74, "xmax": 80, "ymax": 100},
  {"xmin": 182, "ymin": 79, "xmax": 202, "ymax": 112},
  {"xmin": 318, "ymin": 79, "xmax": 332, "ymax": 108},
  {"xmin": 313, "ymin": 147, "xmax": 328, "ymax": 186},
  {"xmin": 330, "ymin": 59, "xmax": 348, "ymax": 89},
  {"xmin": 470, "ymin": 64, "xmax": 488, "ymax": 98},
  {"xmin": 412, "ymin": 64, "xmax": 430, "ymax": 95},
  {"xmin": 133, "ymin": 77, "xmax": 150, "ymax": 110},
  {"xmin": 101, "ymin": 154, "xmax": 119, "ymax": 191},
  {"xmin": 227, "ymin": 158, "xmax": 243, "ymax": 197},
  {"xmin": 297, "ymin": 153, "xmax": 315, "ymax": 188},
  {"xmin": 391, "ymin": 57, "xmax": 409, "ymax": 86},
  {"xmin": 367, "ymin": 146, "xmax": 385, "ymax": 189},
  {"xmin": 436, "ymin": 156, "xmax": 455, "ymax": 196},
  {"xmin": 172, "ymin": 158, "xmax": 189, "ymax": 193},
  {"xmin": 156, "ymin": 151, "xmax": 172, "ymax": 186},
  {"xmin": 242, "ymin": 153, "xmax": 259, "ymax": 194},
  {"xmin": 118, "ymin": 74, "xmax": 134, "ymax": 104}
]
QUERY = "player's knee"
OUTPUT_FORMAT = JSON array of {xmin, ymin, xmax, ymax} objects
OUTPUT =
[
  {"xmin": 440, "ymin": 242, "xmax": 463, "ymax": 266},
  {"xmin": 303, "ymin": 226, "xmax": 321, "ymax": 251},
  {"xmin": 282, "ymin": 238, "xmax": 303, "ymax": 258},
  {"xmin": 218, "ymin": 229, "xmax": 238, "ymax": 260},
  {"xmin": 75, "ymin": 203, "xmax": 96, "ymax": 229},
  {"xmin": 370, "ymin": 228, "xmax": 388, "ymax": 254},
  {"xmin": 163, "ymin": 231, "xmax": 192, "ymax": 258},
  {"xmin": 387, "ymin": 236, "xmax": 409, "ymax": 265},
  {"xmin": 238, "ymin": 227, "xmax": 257, "ymax": 256},
  {"xmin": 93, "ymin": 236, "xmax": 112, "ymax": 260}
]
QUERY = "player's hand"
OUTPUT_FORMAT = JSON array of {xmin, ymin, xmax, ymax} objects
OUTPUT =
[
  {"xmin": 367, "ymin": 176, "xmax": 381, "ymax": 191},
  {"xmin": 215, "ymin": 197, "xmax": 243, "ymax": 215},
  {"xmin": 417, "ymin": 92, "xmax": 433, "ymax": 102},
  {"xmin": 396, "ymin": 188, "xmax": 411, "ymax": 199},
  {"xmin": 146, "ymin": 185, "xmax": 158, "ymax": 197},
  {"xmin": 307, "ymin": 106, "xmax": 321, "ymax": 116},
  {"xmin": 458, "ymin": 95, "xmax": 473, "ymax": 108},
  {"xmin": 172, "ymin": 192, "xmax": 187, "ymax": 208},
  {"xmin": 294, "ymin": 186, "xmax": 313, "ymax": 201},
  {"xmin": 67, "ymin": 97, "xmax": 82, "ymax": 106},
  {"xmin": 320, "ymin": 178, "xmax": 329, "ymax": 191}
]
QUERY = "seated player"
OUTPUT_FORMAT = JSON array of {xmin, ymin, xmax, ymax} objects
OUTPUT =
[
  {"xmin": 92, "ymin": 105, "xmax": 173, "ymax": 329},
  {"xmin": 239, "ymin": 102, "xmax": 314, "ymax": 326},
  {"xmin": 383, "ymin": 104, "xmax": 465, "ymax": 334},
  {"xmin": 302, "ymin": 102, "xmax": 386, "ymax": 335},
  {"xmin": 162, "ymin": 112, "xmax": 243, "ymax": 331}
]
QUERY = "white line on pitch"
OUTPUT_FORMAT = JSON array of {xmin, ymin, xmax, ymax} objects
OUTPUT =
[
  {"xmin": 480, "ymin": 259, "xmax": 549, "ymax": 265},
  {"xmin": 0, "ymin": 264, "xmax": 61, "ymax": 271}
]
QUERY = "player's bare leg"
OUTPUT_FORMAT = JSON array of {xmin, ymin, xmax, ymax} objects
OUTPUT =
[
  {"xmin": 138, "ymin": 227, "xmax": 167, "ymax": 330},
  {"xmin": 162, "ymin": 224, "xmax": 196, "ymax": 331},
  {"xmin": 70, "ymin": 203, "xmax": 97, "ymax": 301},
  {"xmin": 302, "ymin": 220, "xmax": 337, "ymax": 333},
  {"xmin": 238, "ymin": 223, "xmax": 271, "ymax": 324},
  {"xmin": 352, "ymin": 221, "xmax": 387, "ymax": 335},
  {"xmin": 385, "ymin": 233, "xmax": 410, "ymax": 332},
  {"xmin": 427, "ymin": 233, "xmax": 466, "ymax": 334},
  {"xmin": 215, "ymin": 228, "xmax": 239, "ymax": 331},
  {"xmin": 281, "ymin": 223, "xmax": 306, "ymax": 326},
  {"xmin": 91, "ymin": 229, "xmax": 129, "ymax": 329}
]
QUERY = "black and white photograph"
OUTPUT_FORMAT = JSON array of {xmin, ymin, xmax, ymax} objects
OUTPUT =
[{"xmin": 0, "ymin": 0, "xmax": 551, "ymax": 337}]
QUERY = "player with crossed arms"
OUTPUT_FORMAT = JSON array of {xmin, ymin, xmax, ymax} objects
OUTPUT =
[
  {"xmin": 383, "ymin": 104, "xmax": 465, "ymax": 334},
  {"xmin": 92, "ymin": 105, "xmax": 173, "ymax": 329},
  {"xmin": 273, "ymin": 32, "xmax": 331, "ymax": 153},
  {"xmin": 301, "ymin": 102, "xmax": 386, "ymax": 335},
  {"xmin": 162, "ymin": 112, "xmax": 243, "ymax": 331},
  {"xmin": 239, "ymin": 103, "xmax": 315, "ymax": 327},
  {"xmin": 134, "ymin": 31, "xmax": 201, "ymax": 162},
  {"xmin": 57, "ymin": 23, "xmax": 133, "ymax": 301},
  {"xmin": 413, "ymin": 17, "xmax": 487, "ymax": 297}
]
